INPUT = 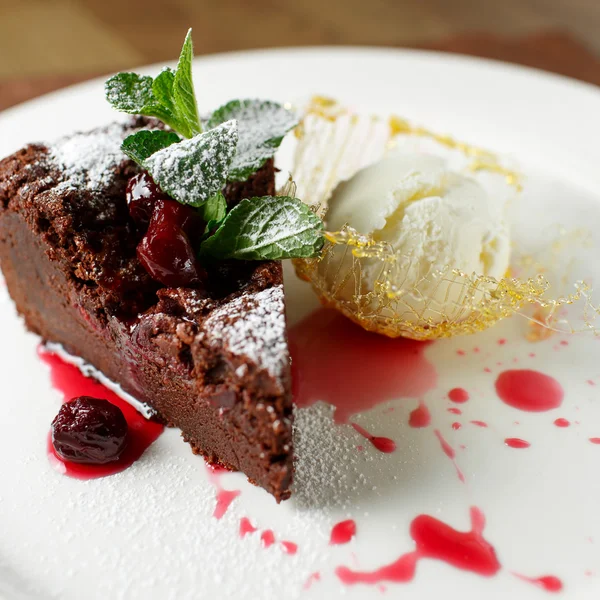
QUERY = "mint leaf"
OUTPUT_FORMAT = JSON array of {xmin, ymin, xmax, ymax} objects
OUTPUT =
[
  {"xmin": 121, "ymin": 130, "xmax": 180, "ymax": 165},
  {"xmin": 200, "ymin": 196, "xmax": 324, "ymax": 260},
  {"xmin": 172, "ymin": 29, "xmax": 201, "ymax": 138},
  {"xmin": 143, "ymin": 120, "xmax": 238, "ymax": 207},
  {"xmin": 199, "ymin": 192, "xmax": 227, "ymax": 223},
  {"xmin": 105, "ymin": 73, "xmax": 154, "ymax": 113},
  {"xmin": 105, "ymin": 71, "xmax": 181, "ymax": 132},
  {"xmin": 152, "ymin": 68, "xmax": 177, "ymax": 114},
  {"xmin": 207, "ymin": 99, "xmax": 297, "ymax": 181}
]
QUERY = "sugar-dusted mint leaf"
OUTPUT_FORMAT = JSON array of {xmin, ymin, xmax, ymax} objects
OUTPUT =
[
  {"xmin": 172, "ymin": 29, "xmax": 202, "ymax": 138},
  {"xmin": 105, "ymin": 30, "xmax": 202, "ymax": 138},
  {"xmin": 200, "ymin": 196, "xmax": 324, "ymax": 260},
  {"xmin": 105, "ymin": 71, "xmax": 180, "ymax": 133},
  {"xmin": 143, "ymin": 120, "xmax": 238, "ymax": 207},
  {"xmin": 105, "ymin": 73, "xmax": 154, "ymax": 113},
  {"xmin": 206, "ymin": 99, "xmax": 298, "ymax": 181},
  {"xmin": 199, "ymin": 191, "xmax": 227, "ymax": 223},
  {"xmin": 121, "ymin": 130, "xmax": 181, "ymax": 165}
]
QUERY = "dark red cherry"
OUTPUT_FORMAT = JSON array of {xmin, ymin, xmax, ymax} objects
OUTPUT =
[
  {"xmin": 137, "ymin": 218, "xmax": 206, "ymax": 288},
  {"xmin": 126, "ymin": 172, "xmax": 168, "ymax": 227},
  {"xmin": 51, "ymin": 397, "xmax": 128, "ymax": 464},
  {"xmin": 151, "ymin": 197, "xmax": 203, "ymax": 237}
]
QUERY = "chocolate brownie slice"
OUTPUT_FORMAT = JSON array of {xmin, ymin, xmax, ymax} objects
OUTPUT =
[{"xmin": 0, "ymin": 118, "xmax": 293, "ymax": 500}]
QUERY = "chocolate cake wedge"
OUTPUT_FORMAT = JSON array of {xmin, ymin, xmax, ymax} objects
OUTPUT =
[
  {"xmin": 0, "ymin": 30, "xmax": 324, "ymax": 501},
  {"xmin": 0, "ymin": 119, "xmax": 296, "ymax": 500}
]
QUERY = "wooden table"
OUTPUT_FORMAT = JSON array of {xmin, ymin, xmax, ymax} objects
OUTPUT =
[{"xmin": 0, "ymin": 31, "xmax": 598, "ymax": 113}]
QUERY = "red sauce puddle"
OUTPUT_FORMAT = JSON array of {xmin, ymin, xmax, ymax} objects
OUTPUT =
[
  {"xmin": 290, "ymin": 309, "xmax": 437, "ymax": 423},
  {"xmin": 41, "ymin": 347, "xmax": 163, "ymax": 479},
  {"xmin": 434, "ymin": 429, "xmax": 465, "ymax": 482},
  {"xmin": 554, "ymin": 418, "xmax": 570, "ymax": 427},
  {"xmin": 206, "ymin": 465, "xmax": 241, "ymax": 520},
  {"xmin": 448, "ymin": 388, "xmax": 469, "ymax": 403},
  {"xmin": 351, "ymin": 423, "xmax": 396, "ymax": 453},
  {"xmin": 336, "ymin": 507, "xmax": 499, "ymax": 585},
  {"xmin": 409, "ymin": 400, "xmax": 431, "ymax": 428},
  {"xmin": 504, "ymin": 438, "xmax": 531, "ymax": 449},
  {"xmin": 495, "ymin": 369, "xmax": 564, "ymax": 412},
  {"xmin": 513, "ymin": 573, "xmax": 563, "ymax": 592},
  {"xmin": 330, "ymin": 519, "xmax": 357, "ymax": 545}
]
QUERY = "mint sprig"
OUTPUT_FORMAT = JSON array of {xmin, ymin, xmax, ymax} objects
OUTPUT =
[
  {"xmin": 105, "ymin": 29, "xmax": 201, "ymax": 138},
  {"xmin": 200, "ymin": 196, "xmax": 324, "ymax": 260},
  {"xmin": 121, "ymin": 130, "xmax": 180, "ymax": 164},
  {"xmin": 143, "ymin": 120, "xmax": 238, "ymax": 207},
  {"xmin": 106, "ymin": 30, "xmax": 324, "ymax": 264},
  {"xmin": 207, "ymin": 99, "xmax": 298, "ymax": 181}
]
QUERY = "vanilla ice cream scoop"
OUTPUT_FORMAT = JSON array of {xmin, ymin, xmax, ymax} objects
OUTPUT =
[{"xmin": 325, "ymin": 153, "xmax": 511, "ymax": 325}]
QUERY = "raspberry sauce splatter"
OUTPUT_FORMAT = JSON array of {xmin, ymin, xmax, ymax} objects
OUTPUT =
[
  {"xmin": 448, "ymin": 388, "xmax": 469, "ymax": 403},
  {"xmin": 589, "ymin": 438, "xmax": 600, "ymax": 445},
  {"xmin": 513, "ymin": 573, "xmax": 563, "ymax": 592},
  {"xmin": 290, "ymin": 309, "xmax": 437, "ymax": 423},
  {"xmin": 330, "ymin": 520, "xmax": 357, "ymax": 545},
  {"xmin": 351, "ymin": 423, "xmax": 396, "ymax": 453},
  {"xmin": 41, "ymin": 348, "xmax": 163, "ymax": 479},
  {"xmin": 471, "ymin": 420, "xmax": 488, "ymax": 428},
  {"xmin": 336, "ymin": 507, "xmax": 500, "ymax": 585},
  {"xmin": 554, "ymin": 418, "xmax": 570, "ymax": 427},
  {"xmin": 448, "ymin": 407, "xmax": 462, "ymax": 415},
  {"xmin": 409, "ymin": 400, "xmax": 431, "ymax": 428},
  {"xmin": 239, "ymin": 517, "xmax": 257, "ymax": 538},
  {"xmin": 206, "ymin": 465, "xmax": 241, "ymax": 519},
  {"xmin": 304, "ymin": 572, "xmax": 321, "ymax": 590},
  {"xmin": 452, "ymin": 422, "xmax": 462, "ymax": 430},
  {"xmin": 495, "ymin": 369, "xmax": 563, "ymax": 412},
  {"xmin": 281, "ymin": 541, "xmax": 298, "ymax": 555},
  {"xmin": 261, "ymin": 530, "xmax": 276, "ymax": 548},
  {"xmin": 504, "ymin": 438, "xmax": 531, "ymax": 449},
  {"xmin": 434, "ymin": 429, "xmax": 465, "ymax": 482}
]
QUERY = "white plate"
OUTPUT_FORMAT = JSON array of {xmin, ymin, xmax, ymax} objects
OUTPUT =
[{"xmin": 1, "ymin": 48, "xmax": 600, "ymax": 600}]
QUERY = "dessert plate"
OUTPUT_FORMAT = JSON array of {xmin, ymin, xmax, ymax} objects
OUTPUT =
[{"xmin": 1, "ymin": 48, "xmax": 600, "ymax": 600}]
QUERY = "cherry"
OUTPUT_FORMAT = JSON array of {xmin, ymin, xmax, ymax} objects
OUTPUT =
[
  {"xmin": 137, "ymin": 198, "xmax": 206, "ymax": 288},
  {"xmin": 51, "ymin": 397, "xmax": 128, "ymax": 464},
  {"xmin": 126, "ymin": 172, "xmax": 167, "ymax": 227}
]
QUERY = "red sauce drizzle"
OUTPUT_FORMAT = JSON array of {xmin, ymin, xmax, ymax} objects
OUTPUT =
[
  {"xmin": 281, "ymin": 541, "xmax": 298, "ymax": 555},
  {"xmin": 351, "ymin": 423, "xmax": 396, "ymax": 453},
  {"xmin": 513, "ymin": 573, "xmax": 563, "ymax": 592},
  {"xmin": 239, "ymin": 517, "xmax": 257, "ymax": 538},
  {"xmin": 41, "ymin": 348, "xmax": 163, "ymax": 479},
  {"xmin": 495, "ymin": 369, "xmax": 563, "ymax": 412},
  {"xmin": 553, "ymin": 418, "xmax": 570, "ymax": 427},
  {"xmin": 290, "ymin": 309, "xmax": 437, "ymax": 423},
  {"xmin": 434, "ymin": 429, "xmax": 465, "ymax": 482},
  {"xmin": 336, "ymin": 507, "xmax": 500, "ymax": 585},
  {"xmin": 261, "ymin": 530, "xmax": 275, "ymax": 548},
  {"xmin": 589, "ymin": 438, "xmax": 600, "ymax": 445},
  {"xmin": 330, "ymin": 519, "xmax": 357, "ymax": 545},
  {"xmin": 448, "ymin": 388, "xmax": 469, "ymax": 403},
  {"xmin": 504, "ymin": 438, "xmax": 531, "ymax": 449},
  {"xmin": 470, "ymin": 420, "xmax": 488, "ymax": 428},
  {"xmin": 206, "ymin": 464, "xmax": 240, "ymax": 519},
  {"xmin": 409, "ymin": 400, "xmax": 431, "ymax": 428}
]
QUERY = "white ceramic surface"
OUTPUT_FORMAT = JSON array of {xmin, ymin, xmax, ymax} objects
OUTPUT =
[{"xmin": 0, "ymin": 48, "xmax": 599, "ymax": 600}]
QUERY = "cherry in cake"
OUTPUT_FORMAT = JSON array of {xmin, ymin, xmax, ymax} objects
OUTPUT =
[{"xmin": 0, "ymin": 30, "xmax": 324, "ymax": 501}]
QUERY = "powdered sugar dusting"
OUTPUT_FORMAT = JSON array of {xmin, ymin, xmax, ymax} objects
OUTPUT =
[
  {"xmin": 47, "ymin": 122, "xmax": 129, "ymax": 193},
  {"xmin": 144, "ymin": 120, "xmax": 238, "ymax": 206},
  {"xmin": 204, "ymin": 285, "xmax": 287, "ymax": 379}
]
